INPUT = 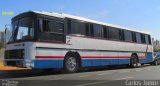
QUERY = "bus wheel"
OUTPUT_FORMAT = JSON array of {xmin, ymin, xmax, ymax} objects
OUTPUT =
[
  {"xmin": 64, "ymin": 56, "xmax": 79, "ymax": 73},
  {"xmin": 130, "ymin": 55, "xmax": 138, "ymax": 68}
]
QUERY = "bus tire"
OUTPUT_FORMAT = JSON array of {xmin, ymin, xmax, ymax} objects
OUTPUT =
[
  {"xmin": 130, "ymin": 55, "xmax": 138, "ymax": 68},
  {"xmin": 64, "ymin": 55, "xmax": 79, "ymax": 73}
]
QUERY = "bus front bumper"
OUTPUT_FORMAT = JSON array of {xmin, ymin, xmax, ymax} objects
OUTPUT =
[{"xmin": 4, "ymin": 59, "xmax": 34, "ymax": 68}]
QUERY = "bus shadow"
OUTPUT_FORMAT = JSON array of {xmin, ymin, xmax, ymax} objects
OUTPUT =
[
  {"xmin": 79, "ymin": 64, "xmax": 151, "ymax": 73},
  {"xmin": 0, "ymin": 69, "xmax": 62, "ymax": 79}
]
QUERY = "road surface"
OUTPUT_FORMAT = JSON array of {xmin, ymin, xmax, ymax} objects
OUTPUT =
[{"xmin": 0, "ymin": 65, "xmax": 160, "ymax": 86}]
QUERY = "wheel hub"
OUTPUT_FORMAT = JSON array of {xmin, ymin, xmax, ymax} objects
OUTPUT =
[{"xmin": 66, "ymin": 57, "xmax": 77, "ymax": 71}]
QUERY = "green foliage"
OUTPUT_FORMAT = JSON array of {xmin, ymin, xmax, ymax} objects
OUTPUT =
[
  {"xmin": 0, "ymin": 43, "xmax": 5, "ymax": 49},
  {"xmin": 154, "ymin": 49, "xmax": 160, "ymax": 52}
]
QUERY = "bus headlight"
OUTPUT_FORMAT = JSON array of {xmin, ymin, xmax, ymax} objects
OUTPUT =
[
  {"xmin": 31, "ymin": 61, "xmax": 34, "ymax": 68},
  {"xmin": 25, "ymin": 60, "xmax": 32, "ymax": 68}
]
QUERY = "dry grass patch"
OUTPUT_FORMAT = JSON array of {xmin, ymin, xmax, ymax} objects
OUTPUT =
[
  {"xmin": 0, "ymin": 60, "xmax": 31, "ymax": 71},
  {"xmin": 0, "ymin": 60, "xmax": 3, "ymax": 66}
]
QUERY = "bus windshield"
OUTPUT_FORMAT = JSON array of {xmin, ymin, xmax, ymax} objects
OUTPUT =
[{"xmin": 9, "ymin": 17, "xmax": 34, "ymax": 43}]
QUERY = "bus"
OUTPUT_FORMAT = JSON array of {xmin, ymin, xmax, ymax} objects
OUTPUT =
[{"xmin": 4, "ymin": 11, "xmax": 154, "ymax": 73}]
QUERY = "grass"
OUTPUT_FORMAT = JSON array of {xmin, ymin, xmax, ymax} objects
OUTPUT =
[
  {"xmin": 0, "ymin": 60, "xmax": 3, "ymax": 66},
  {"xmin": 0, "ymin": 60, "xmax": 31, "ymax": 71}
]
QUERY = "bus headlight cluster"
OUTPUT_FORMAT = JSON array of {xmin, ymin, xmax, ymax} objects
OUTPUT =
[
  {"xmin": 25, "ymin": 60, "xmax": 32, "ymax": 68},
  {"xmin": 31, "ymin": 61, "xmax": 34, "ymax": 68}
]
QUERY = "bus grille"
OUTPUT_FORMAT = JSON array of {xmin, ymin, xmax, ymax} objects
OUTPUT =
[{"xmin": 5, "ymin": 49, "xmax": 24, "ymax": 59}]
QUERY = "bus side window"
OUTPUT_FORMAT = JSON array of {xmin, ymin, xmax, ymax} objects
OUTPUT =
[
  {"xmin": 135, "ymin": 32, "xmax": 141, "ymax": 43},
  {"xmin": 37, "ymin": 18, "xmax": 65, "ymax": 42},
  {"xmin": 132, "ymin": 32, "xmax": 136, "ymax": 42},
  {"xmin": 119, "ymin": 30, "xmax": 125, "ymax": 41},
  {"xmin": 145, "ymin": 35, "xmax": 151, "ymax": 44},
  {"xmin": 141, "ymin": 34, "xmax": 146, "ymax": 44},
  {"xmin": 103, "ymin": 26, "xmax": 108, "ymax": 38},
  {"xmin": 108, "ymin": 27, "xmax": 120, "ymax": 40},
  {"xmin": 43, "ymin": 20, "xmax": 50, "ymax": 32},
  {"xmin": 124, "ymin": 30, "xmax": 133, "ymax": 42},
  {"xmin": 90, "ymin": 24, "xmax": 94, "ymax": 37},
  {"xmin": 69, "ymin": 19, "xmax": 86, "ymax": 36},
  {"xmin": 93, "ymin": 24, "xmax": 104, "ymax": 38},
  {"xmin": 148, "ymin": 35, "xmax": 151, "ymax": 44},
  {"xmin": 50, "ymin": 21, "xmax": 64, "ymax": 33},
  {"xmin": 41, "ymin": 19, "xmax": 64, "ymax": 33},
  {"xmin": 85, "ymin": 23, "xmax": 90, "ymax": 36},
  {"xmin": 67, "ymin": 19, "xmax": 71, "ymax": 34},
  {"xmin": 38, "ymin": 18, "xmax": 43, "ymax": 32},
  {"xmin": 38, "ymin": 18, "xmax": 50, "ymax": 32}
]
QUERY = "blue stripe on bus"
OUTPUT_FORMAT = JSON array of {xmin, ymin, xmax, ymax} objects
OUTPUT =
[
  {"xmin": 32, "ymin": 60, "xmax": 63, "ymax": 69},
  {"xmin": 139, "ymin": 52, "xmax": 153, "ymax": 64},
  {"xmin": 32, "ymin": 52, "xmax": 153, "ymax": 69}
]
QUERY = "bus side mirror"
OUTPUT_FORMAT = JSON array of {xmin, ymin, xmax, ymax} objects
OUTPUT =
[
  {"xmin": 4, "ymin": 24, "xmax": 11, "ymax": 44},
  {"xmin": 5, "ymin": 24, "xmax": 10, "ymax": 34}
]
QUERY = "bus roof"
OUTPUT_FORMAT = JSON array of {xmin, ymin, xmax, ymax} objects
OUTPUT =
[{"xmin": 17, "ymin": 11, "xmax": 151, "ymax": 35}]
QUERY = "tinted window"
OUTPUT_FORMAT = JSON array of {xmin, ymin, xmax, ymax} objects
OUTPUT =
[
  {"xmin": 132, "ymin": 32, "xmax": 136, "ymax": 42},
  {"xmin": 85, "ymin": 23, "xmax": 90, "ymax": 36},
  {"xmin": 38, "ymin": 18, "xmax": 65, "ymax": 42},
  {"xmin": 93, "ymin": 24, "xmax": 103, "ymax": 38},
  {"xmin": 136, "ymin": 33, "xmax": 141, "ymax": 43},
  {"xmin": 42, "ymin": 20, "xmax": 49, "ymax": 32},
  {"xmin": 67, "ymin": 19, "xmax": 71, "ymax": 34},
  {"xmin": 43, "ymin": 20, "xmax": 64, "ymax": 33},
  {"xmin": 145, "ymin": 35, "xmax": 151, "ymax": 44},
  {"xmin": 90, "ymin": 24, "xmax": 94, "ymax": 37},
  {"xmin": 141, "ymin": 34, "xmax": 146, "ymax": 43},
  {"xmin": 119, "ymin": 30, "xmax": 124, "ymax": 41},
  {"xmin": 108, "ymin": 27, "xmax": 120, "ymax": 40},
  {"xmin": 70, "ymin": 19, "xmax": 86, "ymax": 35},
  {"xmin": 51, "ymin": 21, "xmax": 63, "ymax": 33},
  {"xmin": 148, "ymin": 35, "xmax": 151, "ymax": 44},
  {"xmin": 103, "ymin": 26, "xmax": 108, "ymax": 38},
  {"xmin": 124, "ymin": 30, "xmax": 133, "ymax": 42}
]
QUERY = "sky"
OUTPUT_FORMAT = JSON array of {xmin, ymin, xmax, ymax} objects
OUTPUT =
[{"xmin": 0, "ymin": 0, "xmax": 160, "ymax": 39}]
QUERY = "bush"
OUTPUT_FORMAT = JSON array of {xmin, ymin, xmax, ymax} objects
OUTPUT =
[
  {"xmin": 154, "ymin": 49, "xmax": 160, "ymax": 52},
  {"xmin": 0, "ymin": 42, "xmax": 5, "ymax": 49}
]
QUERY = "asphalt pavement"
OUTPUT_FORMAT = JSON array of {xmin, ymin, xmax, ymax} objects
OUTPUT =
[{"xmin": 0, "ymin": 65, "xmax": 160, "ymax": 86}]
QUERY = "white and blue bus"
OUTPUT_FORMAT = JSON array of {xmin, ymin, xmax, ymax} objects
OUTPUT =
[{"xmin": 5, "ymin": 11, "xmax": 154, "ymax": 73}]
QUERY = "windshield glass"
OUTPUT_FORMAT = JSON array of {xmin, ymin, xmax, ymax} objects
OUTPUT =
[{"xmin": 9, "ymin": 17, "xmax": 34, "ymax": 42}]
